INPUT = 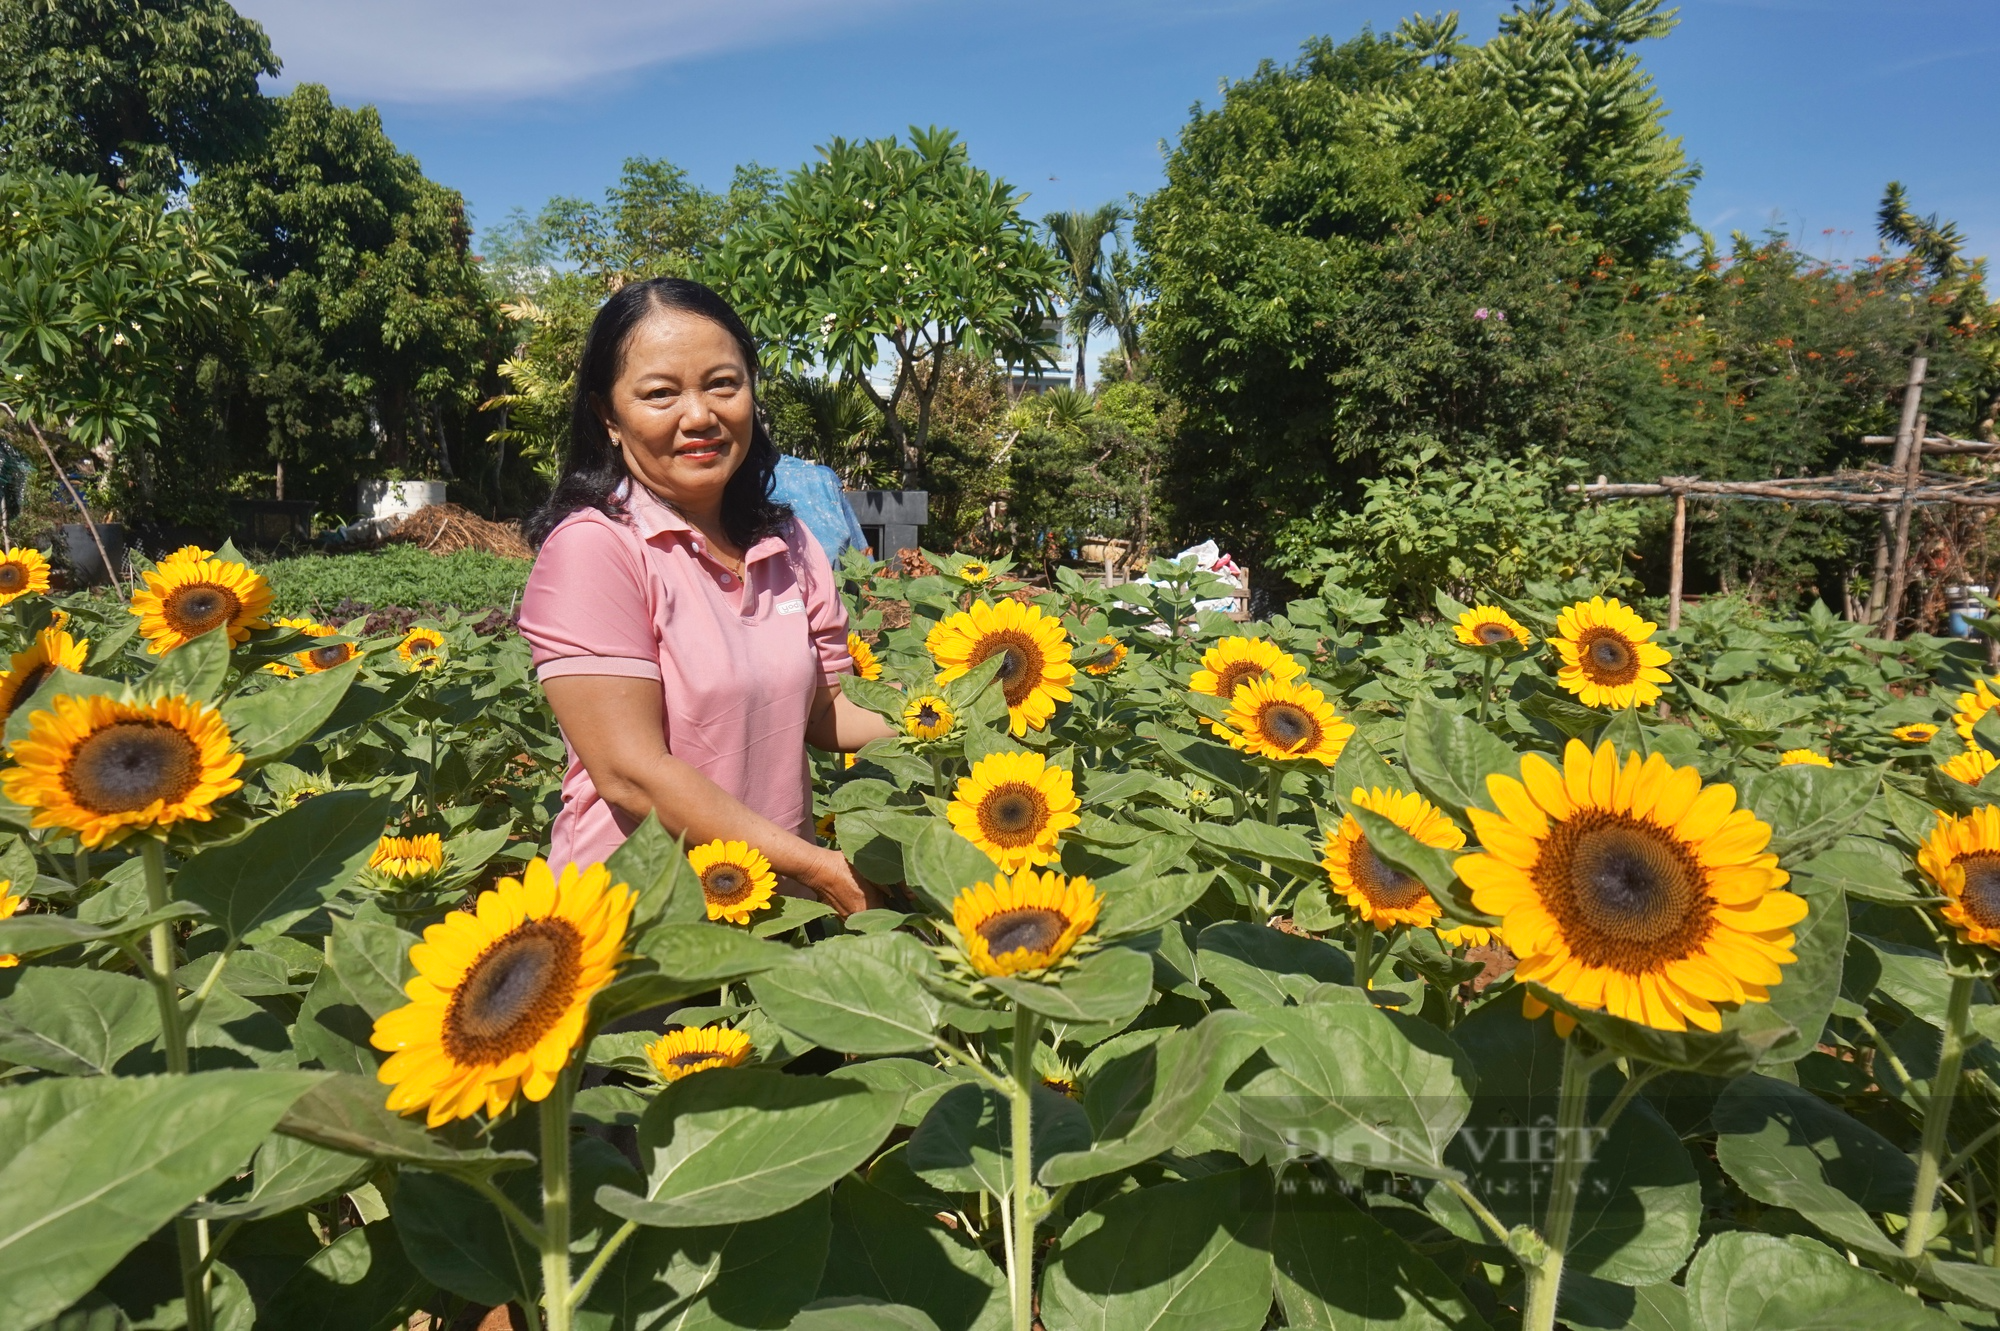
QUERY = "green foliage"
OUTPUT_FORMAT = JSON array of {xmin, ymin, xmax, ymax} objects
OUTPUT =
[
  {"xmin": 260, "ymin": 546, "xmax": 530, "ymax": 616},
  {"xmin": 0, "ymin": 0, "xmax": 277, "ymax": 193},
  {"xmin": 712, "ymin": 126, "xmax": 1063, "ymax": 485},
  {"xmin": 1276, "ymin": 448, "xmax": 1643, "ymax": 612}
]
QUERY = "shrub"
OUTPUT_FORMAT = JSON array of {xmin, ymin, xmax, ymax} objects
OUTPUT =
[{"xmin": 261, "ymin": 544, "xmax": 530, "ymax": 616}]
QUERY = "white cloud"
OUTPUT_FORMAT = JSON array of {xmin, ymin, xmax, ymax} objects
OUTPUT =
[{"xmin": 237, "ymin": 0, "xmax": 912, "ymax": 103}]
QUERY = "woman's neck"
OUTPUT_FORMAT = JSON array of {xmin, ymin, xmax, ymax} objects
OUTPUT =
[{"xmin": 633, "ymin": 477, "xmax": 736, "ymax": 556}]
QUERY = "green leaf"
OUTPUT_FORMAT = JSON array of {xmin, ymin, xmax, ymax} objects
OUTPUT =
[
  {"xmin": 250, "ymin": 1222, "xmax": 429, "ymax": 1331},
  {"xmin": 1196, "ymin": 921, "xmax": 1352, "ymax": 1009},
  {"xmin": 1097, "ymin": 871, "xmax": 1212, "ymax": 938},
  {"xmin": 0, "ymin": 902, "xmax": 204, "ymax": 958},
  {"xmin": 1568, "ymin": 995, "xmax": 1798, "ymax": 1077},
  {"xmin": 147, "ymin": 624, "xmax": 231, "ymax": 704},
  {"xmin": 1234, "ymin": 1002, "xmax": 1470, "ymax": 1180},
  {"xmin": 750, "ymin": 893, "xmax": 836, "ymax": 938},
  {"xmin": 816, "ymin": 1179, "xmax": 1006, "ymax": 1331},
  {"xmin": 1038, "ymin": 1169, "xmax": 1274, "ymax": 1331},
  {"xmin": 1517, "ymin": 687, "xmax": 1604, "ymax": 739},
  {"xmin": 1711, "ymin": 1073, "xmax": 1909, "ymax": 1259},
  {"xmin": 598, "ymin": 1068, "xmax": 902, "ymax": 1229},
  {"xmin": 985, "ymin": 947, "xmax": 1152, "ymax": 1026},
  {"xmin": 221, "ymin": 661, "xmax": 359, "ymax": 766},
  {"xmin": 906, "ymin": 1083, "xmax": 1092, "ymax": 1198},
  {"xmin": 1271, "ymin": 1181, "xmax": 1489, "ymax": 1330},
  {"xmin": 790, "ymin": 1301, "xmax": 944, "ymax": 1331},
  {"xmin": 1350, "ymin": 806, "xmax": 1497, "ymax": 926},
  {"xmin": 273, "ymin": 1073, "xmax": 533, "ymax": 1180},
  {"xmin": 1594, "ymin": 706, "xmax": 1653, "ymax": 759},
  {"xmin": 1759, "ymin": 877, "xmax": 1846, "ymax": 1064},
  {"xmin": 906, "ymin": 820, "xmax": 1003, "ymax": 913},
  {"xmin": 1400, "ymin": 700, "xmax": 1518, "ymax": 820},
  {"xmin": 1041, "ymin": 1009, "xmax": 1269, "ymax": 1186},
  {"xmin": 633, "ymin": 921, "xmax": 790, "ymax": 983},
  {"xmin": 1684, "ymin": 1233, "xmax": 1958, "ymax": 1330},
  {"xmin": 843, "ymin": 674, "xmax": 910, "ymax": 723},
  {"xmin": 0, "ymin": 966, "xmax": 157, "ymax": 1075},
  {"xmin": 753, "ymin": 932, "xmax": 946, "ymax": 1055},
  {"xmin": 393, "ymin": 1170, "xmax": 535, "ymax": 1307},
  {"xmin": 1327, "ymin": 731, "xmax": 1413, "ymax": 800},
  {"xmin": 606, "ymin": 814, "xmax": 704, "ymax": 928},
  {"xmin": 175, "ymin": 790, "xmax": 391, "ymax": 942},
  {"xmin": 578, "ymin": 1196, "xmax": 833, "ymax": 1331},
  {"xmin": 1196, "ymin": 820, "xmax": 1324, "ymax": 879},
  {"xmin": 0, "ymin": 1070, "xmax": 324, "ymax": 1331},
  {"xmin": 1146, "ymin": 724, "xmax": 1260, "ymax": 795},
  {"xmin": 188, "ymin": 1132, "xmax": 369, "ymax": 1221},
  {"xmin": 1740, "ymin": 764, "xmax": 1883, "ymax": 861}
]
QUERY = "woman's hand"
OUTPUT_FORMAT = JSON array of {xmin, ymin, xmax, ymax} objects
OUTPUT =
[{"xmin": 798, "ymin": 847, "xmax": 885, "ymax": 917}]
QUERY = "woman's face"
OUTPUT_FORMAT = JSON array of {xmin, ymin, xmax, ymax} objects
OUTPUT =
[{"xmin": 598, "ymin": 307, "xmax": 756, "ymax": 523}]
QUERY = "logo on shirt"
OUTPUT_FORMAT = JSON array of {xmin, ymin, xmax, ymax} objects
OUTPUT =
[{"xmin": 775, "ymin": 598, "xmax": 806, "ymax": 616}]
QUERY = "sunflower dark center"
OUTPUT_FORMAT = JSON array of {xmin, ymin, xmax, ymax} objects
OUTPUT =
[
  {"xmin": 1533, "ymin": 811, "xmax": 1711, "ymax": 972},
  {"xmin": 1957, "ymin": 854, "xmax": 2000, "ymax": 930},
  {"xmin": 918, "ymin": 703, "xmax": 942, "ymax": 727},
  {"xmin": 442, "ymin": 919, "xmax": 583, "ymax": 1064},
  {"xmin": 702, "ymin": 864, "xmax": 754, "ymax": 906},
  {"xmin": 1214, "ymin": 661, "xmax": 1267, "ymax": 697},
  {"xmin": 1578, "ymin": 628, "xmax": 1639, "ymax": 684},
  {"xmin": 163, "ymin": 584, "xmax": 238, "ymax": 636},
  {"xmin": 0, "ymin": 564, "xmax": 24, "ymax": 591},
  {"xmin": 307, "ymin": 643, "xmax": 353, "ymax": 670},
  {"xmin": 669, "ymin": 1049, "xmax": 724, "ymax": 1069},
  {"xmin": 977, "ymin": 906, "xmax": 1067, "ymax": 956},
  {"xmin": 1258, "ymin": 701, "xmax": 1319, "ymax": 752},
  {"xmin": 975, "ymin": 632, "xmax": 1044, "ymax": 707},
  {"xmin": 62, "ymin": 721, "xmax": 203, "ymax": 813},
  {"xmin": 1349, "ymin": 836, "xmax": 1431, "ymax": 911},
  {"xmin": 978, "ymin": 783, "xmax": 1048, "ymax": 845},
  {"xmin": 1475, "ymin": 622, "xmax": 1514, "ymax": 646},
  {"xmin": 3, "ymin": 663, "xmax": 51, "ymax": 717}
]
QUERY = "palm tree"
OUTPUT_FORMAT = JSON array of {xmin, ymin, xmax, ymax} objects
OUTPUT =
[{"xmin": 1043, "ymin": 204, "xmax": 1124, "ymax": 390}]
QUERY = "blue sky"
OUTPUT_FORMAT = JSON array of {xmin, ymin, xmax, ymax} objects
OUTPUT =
[{"xmin": 239, "ymin": 0, "xmax": 1997, "ymax": 266}]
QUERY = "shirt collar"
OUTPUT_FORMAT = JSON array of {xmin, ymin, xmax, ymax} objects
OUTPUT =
[{"xmin": 622, "ymin": 479, "xmax": 791, "ymax": 564}]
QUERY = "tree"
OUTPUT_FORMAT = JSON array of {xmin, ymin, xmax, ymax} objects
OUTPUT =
[
  {"xmin": 0, "ymin": 169, "xmax": 257, "ymax": 520},
  {"xmin": 0, "ymin": 0, "xmax": 278, "ymax": 193},
  {"xmin": 711, "ymin": 126, "xmax": 1063, "ymax": 486},
  {"xmin": 1043, "ymin": 204, "xmax": 1123, "ymax": 389},
  {"xmin": 1137, "ymin": 1, "xmax": 1695, "ymax": 570},
  {"xmin": 536, "ymin": 157, "xmax": 775, "ymax": 292},
  {"xmin": 193, "ymin": 84, "xmax": 504, "ymax": 510}
]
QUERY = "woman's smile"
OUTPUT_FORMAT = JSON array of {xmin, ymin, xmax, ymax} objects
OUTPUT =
[{"xmin": 675, "ymin": 437, "xmax": 731, "ymax": 463}]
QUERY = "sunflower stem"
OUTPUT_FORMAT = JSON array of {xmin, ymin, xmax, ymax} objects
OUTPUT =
[
  {"xmin": 1521, "ymin": 1032, "xmax": 1599, "ymax": 1331},
  {"xmin": 1008, "ymin": 1004, "xmax": 1041, "ymax": 1331},
  {"xmin": 73, "ymin": 844, "xmax": 89, "ymax": 887},
  {"xmin": 930, "ymin": 752, "xmax": 949, "ymax": 801},
  {"xmin": 567, "ymin": 1219, "xmax": 637, "ymax": 1311},
  {"xmin": 539, "ymin": 1065, "xmax": 577, "ymax": 1331},
  {"xmin": 1906, "ymin": 970, "xmax": 1976, "ymax": 1259},
  {"xmin": 142, "ymin": 836, "xmax": 209, "ymax": 1331},
  {"xmin": 1263, "ymin": 765, "xmax": 1286, "ymax": 826},
  {"xmin": 1477, "ymin": 654, "xmax": 1497, "ymax": 724},
  {"xmin": 1352, "ymin": 920, "xmax": 1376, "ymax": 990}
]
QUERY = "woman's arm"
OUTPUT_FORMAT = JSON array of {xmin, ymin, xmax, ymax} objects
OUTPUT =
[
  {"xmin": 542, "ymin": 674, "xmax": 881, "ymax": 915},
  {"xmin": 805, "ymin": 684, "xmax": 896, "ymax": 753}
]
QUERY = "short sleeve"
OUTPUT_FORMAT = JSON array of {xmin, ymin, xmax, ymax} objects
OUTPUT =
[
  {"xmin": 519, "ymin": 515, "xmax": 662, "ymax": 682},
  {"xmin": 791, "ymin": 520, "xmax": 853, "ymax": 684}
]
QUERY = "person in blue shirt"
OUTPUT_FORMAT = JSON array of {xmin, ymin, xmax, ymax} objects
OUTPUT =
[{"xmin": 771, "ymin": 454, "xmax": 869, "ymax": 562}]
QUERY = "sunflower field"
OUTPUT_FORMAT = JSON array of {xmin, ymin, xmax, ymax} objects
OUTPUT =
[{"xmin": 9, "ymin": 540, "xmax": 2000, "ymax": 1331}]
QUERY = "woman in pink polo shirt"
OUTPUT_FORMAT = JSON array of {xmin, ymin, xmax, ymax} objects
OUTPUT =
[{"xmin": 519, "ymin": 278, "xmax": 893, "ymax": 914}]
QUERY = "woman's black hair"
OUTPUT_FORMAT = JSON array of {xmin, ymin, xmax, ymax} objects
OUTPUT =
[{"xmin": 524, "ymin": 277, "xmax": 791, "ymax": 550}]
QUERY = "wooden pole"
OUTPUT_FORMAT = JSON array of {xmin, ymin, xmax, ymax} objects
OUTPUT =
[
  {"xmin": 1668, "ymin": 490, "xmax": 1687, "ymax": 630},
  {"xmin": 1870, "ymin": 356, "xmax": 1929, "ymax": 630},
  {"xmin": 1883, "ymin": 407, "xmax": 1931, "ymax": 640},
  {"xmin": 22, "ymin": 418, "xmax": 122, "ymax": 598}
]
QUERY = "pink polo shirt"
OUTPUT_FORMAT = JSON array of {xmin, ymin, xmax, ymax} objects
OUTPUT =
[{"xmin": 518, "ymin": 481, "xmax": 853, "ymax": 871}]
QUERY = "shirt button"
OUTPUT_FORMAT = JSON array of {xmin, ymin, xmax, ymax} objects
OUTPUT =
[{"xmin": 719, "ymin": 573, "xmax": 734, "ymax": 586}]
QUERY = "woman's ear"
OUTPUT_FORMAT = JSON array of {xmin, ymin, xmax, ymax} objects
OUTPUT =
[{"xmin": 591, "ymin": 394, "xmax": 619, "ymax": 445}]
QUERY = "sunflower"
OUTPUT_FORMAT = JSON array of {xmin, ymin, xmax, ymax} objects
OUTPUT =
[
  {"xmin": 1189, "ymin": 636, "xmax": 1303, "ymax": 702},
  {"xmin": 1219, "ymin": 676, "xmax": 1353, "ymax": 765},
  {"xmin": 1081, "ymin": 634, "xmax": 1127, "ymax": 677},
  {"xmin": 1454, "ymin": 606, "xmax": 1532, "ymax": 650},
  {"xmin": 1437, "ymin": 921, "xmax": 1499, "ymax": 949},
  {"xmin": 129, "ymin": 556, "xmax": 272, "ymax": 654},
  {"xmin": 848, "ymin": 632, "xmax": 882, "ymax": 682},
  {"xmin": 262, "ymin": 661, "xmax": 297, "ymax": 678},
  {"xmin": 371, "ymin": 859, "xmax": 633, "ymax": 1126},
  {"xmin": 1955, "ymin": 678, "xmax": 2000, "ymax": 743},
  {"xmin": 1458, "ymin": 738, "xmax": 1807, "ymax": 1034},
  {"xmin": 903, "ymin": 693, "xmax": 957, "ymax": 741},
  {"xmin": 1323, "ymin": 787, "xmax": 1465, "ymax": 929},
  {"xmin": 958, "ymin": 561, "xmax": 994, "ymax": 584},
  {"xmin": 952, "ymin": 868, "xmax": 1101, "ymax": 977},
  {"xmin": 47, "ymin": 609, "xmax": 68, "ymax": 630},
  {"xmin": 814, "ymin": 811, "xmax": 836, "ymax": 842},
  {"xmin": 268, "ymin": 766, "xmax": 336, "ymax": 809},
  {"xmin": 927, "ymin": 598, "xmax": 1074, "ymax": 737},
  {"xmin": 1779, "ymin": 749, "xmax": 1833, "ymax": 767},
  {"xmin": 646, "ymin": 1025, "xmax": 752, "ymax": 1082},
  {"xmin": 1919, "ymin": 807, "xmax": 2000, "ymax": 948},
  {"xmin": 1894, "ymin": 722, "xmax": 1941, "ymax": 744},
  {"xmin": 687, "ymin": 839, "xmax": 777, "ymax": 925},
  {"xmin": 291, "ymin": 626, "xmax": 362, "ymax": 674},
  {"xmin": 1548, "ymin": 597, "xmax": 1672, "ymax": 709},
  {"xmin": 369, "ymin": 833, "xmax": 446, "ymax": 888},
  {"xmin": 0, "ymin": 628, "xmax": 88, "ymax": 720},
  {"xmin": 0, "ymin": 882, "xmax": 21, "ymax": 967},
  {"xmin": 1944, "ymin": 748, "xmax": 2000, "ymax": 786},
  {"xmin": 398, "ymin": 627, "xmax": 446, "ymax": 671},
  {"xmin": 165, "ymin": 545, "xmax": 216, "ymax": 564},
  {"xmin": 3, "ymin": 693, "xmax": 244, "ymax": 847},
  {"xmin": 0, "ymin": 547, "xmax": 51, "ymax": 607},
  {"xmin": 948, "ymin": 751, "xmax": 1081, "ymax": 871}
]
